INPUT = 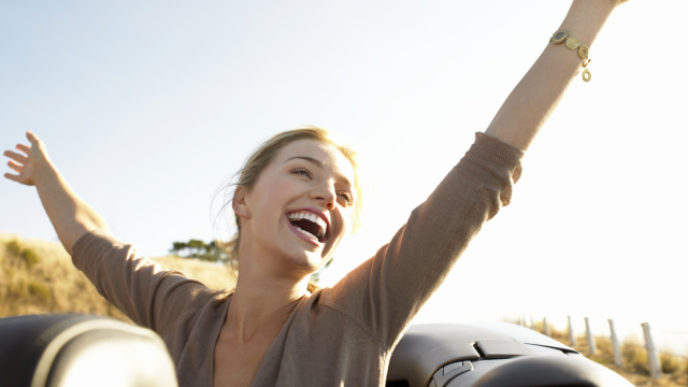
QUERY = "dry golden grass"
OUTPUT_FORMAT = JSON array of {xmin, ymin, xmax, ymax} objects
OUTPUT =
[
  {"xmin": 529, "ymin": 321, "xmax": 688, "ymax": 387},
  {"xmin": 0, "ymin": 233, "xmax": 234, "ymax": 322},
  {"xmin": 153, "ymin": 255, "xmax": 234, "ymax": 291}
]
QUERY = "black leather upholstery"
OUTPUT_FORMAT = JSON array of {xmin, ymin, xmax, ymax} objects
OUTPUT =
[
  {"xmin": 387, "ymin": 322, "xmax": 632, "ymax": 387},
  {"xmin": 0, "ymin": 314, "xmax": 177, "ymax": 387}
]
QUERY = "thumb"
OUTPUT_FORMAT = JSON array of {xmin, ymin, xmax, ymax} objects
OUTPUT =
[
  {"xmin": 24, "ymin": 130, "xmax": 51, "ymax": 163},
  {"xmin": 26, "ymin": 130, "xmax": 40, "ymax": 145}
]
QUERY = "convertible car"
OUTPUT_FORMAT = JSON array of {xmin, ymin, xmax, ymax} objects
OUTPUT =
[{"xmin": 0, "ymin": 314, "xmax": 632, "ymax": 386}]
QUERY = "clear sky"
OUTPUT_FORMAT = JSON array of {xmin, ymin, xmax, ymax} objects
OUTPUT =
[{"xmin": 2, "ymin": 1, "xmax": 687, "ymax": 353}]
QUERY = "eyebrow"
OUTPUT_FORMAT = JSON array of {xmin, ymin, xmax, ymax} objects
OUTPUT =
[
  {"xmin": 286, "ymin": 156, "xmax": 323, "ymax": 167},
  {"xmin": 286, "ymin": 156, "xmax": 353, "ymax": 189}
]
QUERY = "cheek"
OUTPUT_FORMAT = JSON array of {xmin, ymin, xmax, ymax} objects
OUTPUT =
[
  {"xmin": 271, "ymin": 174, "xmax": 304, "ymax": 194},
  {"xmin": 333, "ymin": 209, "xmax": 355, "ymax": 238},
  {"xmin": 251, "ymin": 176, "xmax": 298, "ymax": 207}
]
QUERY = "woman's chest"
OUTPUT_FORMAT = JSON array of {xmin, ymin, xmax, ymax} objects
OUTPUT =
[{"xmin": 213, "ymin": 338, "xmax": 272, "ymax": 387}]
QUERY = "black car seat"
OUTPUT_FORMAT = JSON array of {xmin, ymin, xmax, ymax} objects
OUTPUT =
[
  {"xmin": 0, "ymin": 314, "xmax": 177, "ymax": 387},
  {"xmin": 386, "ymin": 322, "xmax": 632, "ymax": 387}
]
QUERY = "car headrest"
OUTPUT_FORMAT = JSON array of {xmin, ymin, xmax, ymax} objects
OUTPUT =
[
  {"xmin": 0, "ymin": 314, "xmax": 177, "ymax": 387},
  {"xmin": 387, "ymin": 323, "xmax": 632, "ymax": 387},
  {"xmin": 471, "ymin": 355, "xmax": 629, "ymax": 387}
]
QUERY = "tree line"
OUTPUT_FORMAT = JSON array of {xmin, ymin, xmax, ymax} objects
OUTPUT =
[
  {"xmin": 169, "ymin": 239, "xmax": 330, "ymax": 285},
  {"xmin": 169, "ymin": 239, "xmax": 228, "ymax": 262}
]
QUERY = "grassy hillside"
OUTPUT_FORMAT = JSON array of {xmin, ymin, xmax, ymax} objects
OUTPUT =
[
  {"xmin": 529, "ymin": 321, "xmax": 688, "ymax": 386},
  {"xmin": 0, "ymin": 232, "xmax": 233, "ymax": 322}
]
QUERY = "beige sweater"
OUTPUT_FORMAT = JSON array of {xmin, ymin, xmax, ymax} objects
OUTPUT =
[{"xmin": 71, "ymin": 133, "xmax": 523, "ymax": 387}]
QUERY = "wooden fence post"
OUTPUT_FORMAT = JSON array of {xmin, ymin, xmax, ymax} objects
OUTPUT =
[
  {"xmin": 608, "ymin": 319, "xmax": 622, "ymax": 367},
  {"xmin": 568, "ymin": 315, "xmax": 576, "ymax": 346},
  {"xmin": 543, "ymin": 317, "xmax": 550, "ymax": 336},
  {"xmin": 641, "ymin": 322, "xmax": 662, "ymax": 380},
  {"xmin": 585, "ymin": 317, "xmax": 596, "ymax": 355}
]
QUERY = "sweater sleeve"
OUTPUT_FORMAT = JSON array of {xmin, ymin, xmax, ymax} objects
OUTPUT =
[
  {"xmin": 320, "ymin": 133, "xmax": 524, "ymax": 348},
  {"xmin": 70, "ymin": 230, "xmax": 214, "ymax": 340}
]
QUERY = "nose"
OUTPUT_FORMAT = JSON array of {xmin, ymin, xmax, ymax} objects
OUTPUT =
[{"xmin": 311, "ymin": 181, "xmax": 336, "ymax": 211}]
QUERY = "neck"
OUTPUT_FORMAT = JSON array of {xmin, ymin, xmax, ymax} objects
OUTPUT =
[{"xmin": 226, "ymin": 258, "xmax": 310, "ymax": 343}]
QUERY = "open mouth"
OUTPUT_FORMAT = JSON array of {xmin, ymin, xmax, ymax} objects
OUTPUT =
[{"xmin": 287, "ymin": 210, "xmax": 329, "ymax": 244}]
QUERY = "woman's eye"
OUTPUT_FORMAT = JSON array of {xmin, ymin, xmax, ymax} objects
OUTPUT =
[
  {"xmin": 338, "ymin": 192, "xmax": 353, "ymax": 205},
  {"xmin": 292, "ymin": 168, "xmax": 312, "ymax": 178}
]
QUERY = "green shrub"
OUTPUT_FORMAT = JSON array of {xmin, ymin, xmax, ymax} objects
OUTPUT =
[
  {"xmin": 6, "ymin": 239, "xmax": 21, "ymax": 256},
  {"xmin": 28, "ymin": 281, "xmax": 51, "ymax": 301},
  {"xmin": 4, "ymin": 239, "xmax": 41, "ymax": 268},
  {"xmin": 21, "ymin": 248, "xmax": 40, "ymax": 268}
]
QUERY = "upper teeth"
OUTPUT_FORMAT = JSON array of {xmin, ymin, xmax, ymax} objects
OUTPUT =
[{"xmin": 288, "ymin": 211, "xmax": 327, "ymax": 237}]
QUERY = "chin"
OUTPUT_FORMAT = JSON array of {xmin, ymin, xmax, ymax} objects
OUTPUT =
[
  {"xmin": 281, "ymin": 239, "xmax": 339, "ymax": 274},
  {"xmin": 280, "ymin": 249, "xmax": 323, "ymax": 273}
]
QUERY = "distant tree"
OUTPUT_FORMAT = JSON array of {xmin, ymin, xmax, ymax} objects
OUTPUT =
[
  {"xmin": 170, "ymin": 240, "xmax": 333, "ymax": 281},
  {"xmin": 170, "ymin": 239, "xmax": 228, "ymax": 262},
  {"xmin": 187, "ymin": 239, "xmax": 205, "ymax": 257},
  {"xmin": 171, "ymin": 241, "xmax": 187, "ymax": 255}
]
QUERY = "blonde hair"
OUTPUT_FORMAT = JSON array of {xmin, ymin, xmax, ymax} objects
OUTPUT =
[{"xmin": 220, "ymin": 127, "xmax": 361, "ymax": 291}]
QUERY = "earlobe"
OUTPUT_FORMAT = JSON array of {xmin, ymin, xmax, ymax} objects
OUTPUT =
[{"xmin": 232, "ymin": 186, "xmax": 251, "ymax": 218}]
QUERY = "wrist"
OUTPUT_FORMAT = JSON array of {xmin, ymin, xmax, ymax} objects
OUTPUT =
[
  {"xmin": 34, "ymin": 159, "xmax": 58, "ymax": 185},
  {"xmin": 559, "ymin": 1, "xmax": 615, "ymax": 45},
  {"xmin": 34, "ymin": 160, "xmax": 71, "ymax": 199}
]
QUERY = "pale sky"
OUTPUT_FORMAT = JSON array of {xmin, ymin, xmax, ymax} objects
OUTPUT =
[{"xmin": 2, "ymin": 1, "xmax": 687, "ymax": 354}]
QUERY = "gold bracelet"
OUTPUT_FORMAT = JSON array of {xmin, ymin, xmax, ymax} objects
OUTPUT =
[{"xmin": 550, "ymin": 30, "xmax": 592, "ymax": 82}]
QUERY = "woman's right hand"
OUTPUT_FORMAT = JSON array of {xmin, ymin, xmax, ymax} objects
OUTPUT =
[
  {"xmin": 4, "ymin": 130, "xmax": 111, "ymax": 253},
  {"xmin": 3, "ymin": 131, "xmax": 51, "ymax": 187}
]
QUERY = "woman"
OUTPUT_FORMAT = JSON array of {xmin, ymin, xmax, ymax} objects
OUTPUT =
[{"xmin": 3, "ymin": 1, "xmax": 627, "ymax": 386}]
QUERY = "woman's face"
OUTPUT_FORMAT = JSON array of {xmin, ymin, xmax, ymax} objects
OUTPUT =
[{"xmin": 234, "ymin": 139, "xmax": 357, "ymax": 275}]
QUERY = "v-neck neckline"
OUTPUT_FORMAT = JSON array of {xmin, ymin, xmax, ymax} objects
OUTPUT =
[{"xmin": 210, "ymin": 290, "xmax": 309, "ymax": 387}]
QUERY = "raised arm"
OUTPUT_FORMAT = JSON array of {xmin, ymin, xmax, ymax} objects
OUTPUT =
[
  {"xmin": 485, "ymin": 0, "xmax": 622, "ymax": 150},
  {"xmin": 323, "ymin": 0, "xmax": 630, "ymax": 348},
  {"xmin": 3, "ymin": 131, "xmax": 110, "ymax": 254}
]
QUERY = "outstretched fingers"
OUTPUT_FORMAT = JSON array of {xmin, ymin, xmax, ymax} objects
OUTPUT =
[
  {"xmin": 3, "ymin": 149, "xmax": 28, "ymax": 165},
  {"xmin": 4, "ymin": 171, "xmax": 21, "ymax": 182},
  {"xmin": 7, "ymin": 160, "xmax": 23, "ymax": 173},
  {"xmin": 3, "ymin": 133, "xmax": 39, "ymax": 186},
  {"xmin": 3, "ymin": 152, "xmax": 24, "ymax": 183},
  {"xmin": 16, "ymin": 143, "xmax": 31, "ymax": 154},
  {"xmin": 3, "ymin": 158, "xmax": 24, "ymax": 182}
]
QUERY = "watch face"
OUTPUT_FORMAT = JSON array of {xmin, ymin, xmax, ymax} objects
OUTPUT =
[{"xmin": 551, "ymin": 30, "xmax": 568, "ymax": 43}]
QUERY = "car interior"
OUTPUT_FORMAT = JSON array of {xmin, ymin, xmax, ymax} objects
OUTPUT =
[{"xmin": 0, "ymin": 314, "xmax": 632, "ymax": 387}]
